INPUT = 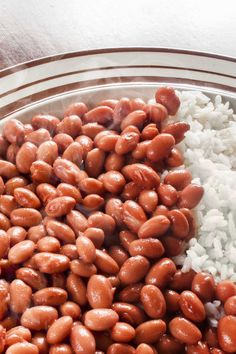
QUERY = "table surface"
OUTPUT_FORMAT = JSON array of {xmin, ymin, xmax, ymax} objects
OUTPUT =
[{"xmin": 1, "ymin": 0, "xmax": 236, "ymax": 71}]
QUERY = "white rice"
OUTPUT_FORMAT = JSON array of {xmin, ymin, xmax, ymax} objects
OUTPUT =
[{"xmin": 171, "ymin": 91, "xmax": 236, "ymax": 282}]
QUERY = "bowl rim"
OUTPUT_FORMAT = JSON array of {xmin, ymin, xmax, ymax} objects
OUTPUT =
[{"xmin": 1, "ymin": 46, "xmax": 236, "ymax": 77}]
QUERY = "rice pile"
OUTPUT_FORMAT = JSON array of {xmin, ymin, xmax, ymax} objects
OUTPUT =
[{"xmin": 171, "ymin": 91, "xmax": 236, "ymax": 282}]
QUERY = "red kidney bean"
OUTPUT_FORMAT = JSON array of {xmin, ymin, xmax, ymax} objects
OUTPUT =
[
  {"xmin": 224, "ymin": 296, "xmax": 236, "ymax": 315},
  {"xmin": 108, "ymin": 246, "xmax": 129, "ymax": 267},
  {"xmin": 85, "ymin": 106, "xmax": 114, "ymax": 124},
  {"xmin": 122, "ymin": 163, "xmax": 160, "ymax": 189},
  {"xmin": 121, "ymin": 182, "xmax": 142, "ymax": 200},
  {"xmin": 5, "ymin": 176, "xmax": 27, "ymax": 195},
  {"xmin": 162, "ymin": 121, "xmax": 190, "ymax": 144},
  {"xmin": 169, "ymin": 317, "xmax": 202, "ymax": 345},
  {"xmin": 164, "ymin": 170, "xmax": 192, "ymax": 191},
  {"xmin": 95, "ymin": 131, "xmax": 118, "ymax": 151},
  {"xmin": 141, "ymin": 285, "xmax": 166, "ymax": 318},
  {"xmin": 8, "ymin": 240, "xmax": 35, "ymax": 264},
  {"xmin": 186, "ymin": 342, "xmax": 210, "ymax": 354},
  {"xmin": 7, "ymin": 144, "xmax": 20, "ymax": 164},
  {"xmin": 115, "ymin": 132, "xmax": 139, "ymax": 155},
  {"xmin": 58, "ymin": 115, "xmax": 82, "ymax": 137},
  {"xmin": 37, "ymin": 236, "xmax": 60, "ymax": 253},
  {"xmin": 218, "ymin": 315, "xmax": 236, "ymax": 353},
  {"xmin": 36, "ymin": 140, "xmax": 58, "ymax": 165},
  {"xmin": 0, "ymin": 230, "xmax": 10, "ymax": 259},
  {"xmin": 64, "ymin": 101, "xmax": 88, "ymax": 117},
  {"xmin": 26, "ymin": 128, "xmax": 51, "ymax": 146},
  {"xmin": 9, "ymin": 279, "xmax": 32, "ymax": 314},
  {"xmin": 66, "ymin": 273, "xmax": 87, "ymax": 306},
  {"xmin": 0, "ymin": 212, "xmax": 11, "ymax": 231},
  {"xmin": 76, "ymin": 235, "xmax": 96, "ymax": 263},
  {"xmin": 46, "ymin": 219, "xmax": 75, "ymax": 244},
  {"xmin": 81, "ymin": 122, "xmax": 105, "ymax": 138},
  {"xmin": 147, "ymin": 134, "xmax": 175, "ymax": 162},
  {"xmin": 157, "ymin": 183, "xmax": 178, "ymax": 207},
  {"xmin": 0, "ymin": 160, "xmax": 18, "ymax": 179},
  {"xmin": 168, "ymin": 209, "xmax": 189, "ymax": 238},
  {"xmin": 166, "ymin": 147, "xmax": 184, "ymax": 167},
  {"xmin": 0, "ymin": 195, "xmax": 18, "ymax": 217},
  {"xmin": 31, "ymin": 333, "xmax": 49, "ymax": 354},
  {"xmin": 145, "ymin": 258, "xmax": 176, "ymax": 288},
  {"xmin": 32, "ymin": 113, "xmax": 59, "ymax": 133},
  {"xmin": 118, "ymin": 283, "xmax": 143, "ymax": 303},
  {"xmin": 216, "ymin": 280, "xmax": 236, "ymax": 303},
  {"xmin": 169, "ymin": 269, "xmax": 196, "ymax": 291},
  {"xmin": 141, "ymin": 123, "xmax": 159, "ymax": 141},
  {"xmin": 138, "ymin": 190, "xmax": 158, "ymax": 214},
  {"xmin": 33, "ymin": 287, "xmax": 67, "ymax": 306},
  {"xmin": 110, "ymin": 322, "xmax": 135, "ymax": 343},
  {"xmin": 138, "ymin": 215, "xmax": 170, "ymax": 239},
  {"xmin": 88, "ymin": 212, "xmax": 116, "ymax": 236},
  {"xmin": 155, "ymin": 86, "xmax": 180, "ymax": 115},
  {"xmin": 16, "ymin": 267, "xmax": 47, "ymax": 290},
  {"xmin": 129, "ymin": 238, "xmax": 164, "ymax": 259},
  {"xmin": 3, "ymin": 119, "xmax": 25, "ymax": 145},
  {"xmin": 95, "ymin": 249, "xmax": 119, "ymax": 274},
  {"xmin": 103, "ymin": 171, "xmax": 126, "ymax": 194},
  {"xmin": 60, "ymin": 301, "xmax": 81, "ymax": 319},
  {"xmin": 105, "ymin": 198, "xmax": 124, "ymax": 227},
  {"xmin": 84, "ymin": 309, "xmax": 119, "ymax": 331},
  {"xmin": 87, "ymin": 275, "xmax": 113, "ymax": 308},
  {"xmin": 6, "ymin": 342, "xmax": 39, "ymax": 354},
  {"xmin": 16, "ymin": 142, "xmax": 37, "ymax": 174},
  {"xmin": 112, "ymin": 302, "xmax": 146, "ymax": 326},
  {"xmin": 98, "ymin": 99, "xmax": 119, "ymax": 109},
  {"xmin": 105, "ymin": 152, "xmax": 125, "ymax": 171},
  {"xmin": 33, "ymin": 252, "xmax": 70, "ymax": 273},
  {"xmin": 120, "ymin": 110, "xmax": 147, "ymax": 130},
  {"xmin": 85, "ymin": 148, "xmax": 106, "ymax": 177},
  {"xmin": 21, "ymin": 306, "xmax": 58, "ymax": 330},
  {"xmin": 70, "ymin": 322, "xmax": 95, "ymax": 354},
  {"xmin": 11, "ymin": 208, "xmax": 42, "ymax": 227},
  {"xmin": 164, "ymin": 289, "xmax": 180, "ymax": 312},
  {"xmin": 191, "ymin": 272, "xmax": 216, "ymax": 302},
  {"xmin": 123, "ymin": 200, "xmax": 147, "ymax": 233},
  {"xmin": 7, "ymin": 226, "xmax": 27, "ymax": 246},
  {"xmin": 45, "ymin": 196, "xmax": 76, "ymax": 217},
  {"xmin": 178, "ymin": 184, "xmax": 204, "ymax": 209},
  {"xmin": 14, "ymin": 187, "xmax": 40, "ymax": 209},
  {"xmin": 179, "ymin": 290, "xmax": 206, "ymax": 322},
  {"xmin": 53, "ymin": 158, "xmax": 82, "ymax": 185},
  {"xmin": 46, "ymin": 316, "xmax": 73, "ymax": 344},
  {"xmin": 147, "ymin": 103, "xmax": 168, "ymax": 123},
  {"xmin": 119, "ymin": 256, "xmax": 150, "ymax": 285},
  {"xmin": 161, "ymin": 234, "xmax": 184, "ymax": 257},
  {"xmin": 135, "ymin": 319, "xmax": 166, "ymax": 344},
  {"xmin": 6, "ymin": 325, "xmax": 31, "ymax": 347},
  {"xmin": 107, "ymin": 343, "xmax": 135, "ymax": 354},
  {"xmin": 156, "ymin": 334, "xmax": 185, "ymax": 354},
  {"xmin": 62, "ymin": 142, "xmax": 83, "ymax": 166}
]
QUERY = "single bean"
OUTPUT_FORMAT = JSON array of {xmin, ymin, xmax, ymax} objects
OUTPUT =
[
  {"xmin": 10, "ymin": 208, "xmax": 42, "ymax": 227},
  {"xmin": 224, "ymin": 296, "xmax": 236, "ymax": 315},
  {"xmin": 3, "ymin": 119, "xmax": 25, "ymax": 145},
  {"xmin": 81, "ymin": 122, "xmax": 105, "ymax": 139},
  {"xmin": 31, "ymin": 114, "xmax": 59, "ymax": 134},
  {"xmin": 87, "ymin": 275, "xmax": 113, "ymax": 309},
  {"xmin": 60, "ymin": 301, "xmax": 81, "ymax": 319},
  {"xmin": 46, "ymin": 316, "xmax": 73, "ymax": 344},
  {"xmin": 6, "ymin": 326, "xmax": 31, "ymax": 347},
  {"xmin": 120, "ymin": 110, "xmax": 147, "ymax": 130},
  {"xmin": 113, "ymin": 98, "xmax": 132, "ymax": 126},
  {"xmin": 105, "ymin": 198, "xmax": 124, "ymax": 227},
  {"xmin": 85, "ymin": 148, "xmax": 106, "ymax": 177},
  {"xmin": 21, "ymin": 306, "xmax": 58, "ymax": 330},
  {"xmin": 141, "ymin": 123, "xmax": 159, "ymax": 140},
  {"xmin": 36, "ymin": 140, "xmax": 58, "ymax": 165},
  {"xmin": 111, "ymin": 322, "xmax": 135, "ymax": 343},
  {"xmin": 70, "ymin": 323, "xmax": 96, "ymax": 354},
  {"xmin": 7, "ymin": 144, "xmax": 20, "ymax": 164},
  {"xmin": 135, "ymin": 343, "xmax": 156, "ymax": 354},
  {"xmin": 130, "ymin": 97, "xmax": 147, "ymax": 111},
  {"xmin": 138, "ymin": 190, "xmax": 158, "ymax": 213},
  {"xmin": 57, "ymin": 183, "xmax": 82, "ymax": 202},
  {"xmin": 46, "ymin": 219, "xmax": 75, "ymax": 244},
  {"xmin": 53, "ymin": 158, "xmax": 82, "ymax": 185},
  {"xmin": 157, "ymin": 183, "xmax": 178, "ymax": 207},
  {"xmin": 31, "ymin": 333, "xmax": 49, "ymax": 354},
  {"xmin": 7, "ymin": 226, "xmax": 27, "ymax": 246},
  {"xmin": 66, "ymin": 273, "xmax": 87, "ymax": 306},
  {"xmin": 26, "ymin": 128, "xmax": 51, "ymax": 146},
  {"xmin": 215, "ymin": 280, "xmax": 236, "ymax": 303},
  {"xmin": 169, "ymin": 269, "xmax": 196, "ymax": 291},
  {"xmin": 66, "ymin": 210, "xmax": 88, "ymax": 234},
  {"xmin": 155, "ymin": 86, "xmax": 180, "ymax": 115},
  {"xmin": 164, "ymin": 289, "xmax": 180, "ymax": 312},
  {"xmin": 64, "ymin": 102, "xmax": 88, "ymax": 118},
  {"xmin": 141, "ymin": 285, "xmax": 166, "ymax": 318},
  {"xmin": 118, "ymin": 283, "xmax": 143, "ymax": 303},
  {"xmin": 62, "ymin": 142, "xmax": 83, "ymax": 166},
  {"xmin": 156, "ymin": 334, "xmax": 185, "ymax": 354},
  {"xmin": 57, "ymin": 115, "xmax": 82, "ymax": 137},
  {"xmin": 53, "ymin": 133, "xmax": 73, "ymax": 153},
  {"xmin": 161, "ymin": 234, "xmax": 183, "ymax": 257},
  {"xmin": 8, "ymin": 240, "xmax": 35, "ymax": 264},
  {"xmin": 98, "ymin": 99, "xmax": 119, "ymax": 109},
  {"xmin": 178, "ymin": 184, "xmax": 204, "ymax": 209},
  {"xmin": 59, "ymin": 244, "xmax": 77, "ymax": 260},
  {"xmin": 33, "ymin": 287, "xmax": 67, "ymax": 306},
  {"xmin": 76, "ymin": 235, "xmax": 96, "ymax": 263},
  {"xmin": 107, "ymin": 343, "xmax": 135, "ymax": 354},
  {"xmin": 27, "ymin": 224, "xmax": 46, "ymax": 243},
  {"xmin": 85, "ymin": 106, "xmax": 113, "ymax": 124},
  {"xmin": 122, "ymin": 163, "xmax": 160, "ymax": 189},
  {"xmin": 95, "ymin": 132, "xmax": 119, "ymax": 152},
  {"xmin": 84, "ymin": 309, "xmax": 119, "ymax": 331},
  {"xmin": 166, "ymin": 147, "xmax": 184, "ymax": 167},
  {"xmin": 164, "ymin": 170, "xmax": 192, "ymax": 191},
  {"xmin": 119, "ymin": 256, "xmax": 150, "ymax": 285},
  {"xmin": 135, "ymin": 320, "xmax": 166, "ymax": 344},
  {"xmin": 169, "ymin": 317, "xmax": 202, "ymax": 345},
  {"xmin": 88, "ymin": 212, "xmax": 116, "ymax": 236},
  {"xmin": 218, "ymin": 315, "xmax": 236, "ymax": 353},
  {"xmin": 162, "ymin": 121, "xmax": 190, "ymax": 144},
  {"xmin": 186, "ymin": 342, "xmax": 210, "ymax": 354},
  {"xmin": 0, "ymin": 195, "xmax": 18, "ymax": 217},
  {"xmin": 36, "ymin": 183, "xmax": 57, "ymax": 204},
  {"xmin": 147, "ymin": 103, "xmax": 168, "ymax": 123},
  {"xmin": 5, "ymin": 176, "xmax": 27, "ymax": 195},
  {"xmin": 6, "ymin": 342, "xmax": 38, "ymax": 354},
  {"xmin": 0, "ymin": 212, "xmax": 11, "ymax": 231},
  {"xmin": 14, "ymin": 187, "xmax": 40, "ymax": 209},
  {"xmin": 147, "ymin": 134, "xmax": 175, "ymax": 162},
  {"xmin": 108, "ymin": 246, "xmax": 129, "ymax": 267},
  {"xmin": 75, "ymin": 135, "xmax": 93, "ymax": 158},
  {"xmin": 168, "ymin": 209, "xmax": 189, "ymax": 239},
  {"xmin": 138, "ymin": 215, "xmax": 170, "ymax": 239},
  {"xmin": 103, "ymin": 171, "xmax": 126, "ymax": 194},
  {"xmin": 9, "ymin": 279, "xmax": 32, "ymax": 314},
  {"xmin": 45, "ymin": 196, "xmax": 76, "ymax": 217},
  {"xmin": 105, "ymin": 152, "xmax": 125, "ymax": 171},
  {"xmin": 123, "ymin": 200, "xmax": 147, "ymax": 233},
  {"xmin": 121, "ymin": 182, "xmax": 142, "ymax": 200},
  {"xmin": 83, "ymin": 227, "xmax": 104, "ymax": 248},
  {"xmin": 16, "ymin": 267, "xmax": 47, "ymax": 290},
  {"xmin": 179, "ymin": 290, "xmax": 206, "ymax": 322},
  {"xmin": 95, "ymin": 249, "xmax": 119, "ymax": 274},
  {"xmin": 111, "ymin": 302, "xmax": 146, "ymax": 326},
  {"xmin": 145, "ymin": 258, "xmax": 176, "ymax": 288},
  {"xmin": 191, "ymin": 272, "xmax": 216, "ymax": 302},
  {"xmin": 70, "ymin": 259, "xmax": 97, "ymax": 277},
  {"xmin": 119, "ymin": 230, "xmax": 138, "ymax": 251},
  {"xmin": 33, "ymin": 253, "xmax": 70, "ymax": 273},
  {"xmin": 49, "ymin": 344, "xmax": 73, "ymax": 354},
  {"xmin": 37, "ymin": 236, "xmax": 60, "ymax": 253}
]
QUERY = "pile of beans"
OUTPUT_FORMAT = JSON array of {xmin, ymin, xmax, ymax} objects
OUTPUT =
[{"xmin": 0, "ymin": 87, "xmax": 235, "ymax": 354}]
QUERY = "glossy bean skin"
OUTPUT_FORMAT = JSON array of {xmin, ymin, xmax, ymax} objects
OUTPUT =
[
  {"xmin": 138, "ymin": 190, "xmax": 158, "ymax": 213},
  {"xmin": 112, "ymin": 302, "xmax": 146, "ymax": 326},
  {"xmin": 135, "ymin": 343, "xmax": 155, "ymax": 354},
  {"xmin": 45, "ymin": 196, "xmax": 76, "ymax": 217},
  {"xmin": 138, "ymin": 215, "xmax": 170, "ymax": 239},
  {"xmin": 0, "ymin": 230, "xmax": 10, "ymax": 259},
  {"xmin": 169, "ymin": 317, "xmax": 202, "ymax": 345},
  {"xmin": 156, "ymin": 334, "xmax": 185, "ymax": 354},
  {"xmin": 123, "ymin": 200, "xmax": 147, "ymax": 233},
  {"xmin": 120, "ymin": 110, "xmax": 146, "ymax": 130},
  {"xmin": 215, "ymin": 280, "xmax": 236, "ymax": 303},
  {"xmin": 191, "ymin": 272, "xmax": 216, "ymax": 302},
  {"xmin": 166, "ymin": 147, "xmax": 184, "ymax": 167},
  {"xmin": 95, "ymin": 250, "xmax": 119, "ymax": 275},
  {"xmin": 83, "ymin": 227, "xmax": 104, "ymax": 248},
  {"xmin": 71, "ymin": 322, "xmax": 96, "ymax": 354},
  {"xmin": 16, "ymin": 142, "xmax": 37, "ymax": 174},
  {"xmin": 105, "ymin": 152, "xmax": 125, "ymax": 171},
  {"xmin": 118, "ymin": 283, "xmax": 143, "ymax": 303},
  {"xmin": 179, "ymin": 290, "xmax": 206, "ymax": 322},
  {"xmin": 3, "ymin": 119, "xmax": 25, "ymax": 145},
  {"xmin": 119, "ymin": 256, "xmax": 150, "ymax": 285},
  {"xmin": 169, "ymin": 269, "xmax": 196, "ymax": 291},
  {"xmin": 164, "ymin": 289, "xmax": 180, "ymax": 312},
  {"xmin": 141, "ymin": 285, "xmax": 166, "ymax": 319},
  {"xmin": 8, "ymin": 240, "xmax": 36, "ymax": 264},
  {"xmin": 88, "ymin": 212, "xmax": 116, "ymax": 236},
  {"xmin": 64, "ymin": 102, "xmax": 88, "ymax": 118},
  {"xmin": 36, "ymin": 183, "xmax": 57, "ymax": 204},
  {"xmin": 57, "ymin": 183, "xmax": 82, "ymax": 202},
  {"xmin": 157, "ymin": 184, "xmax": 178, "ymax": 207},
  {"xmin": 46, "ymin": 316, "xmax": 73, "ymax": 344},
  {"xmin": 9, "ymin": 279, "xmax": 32, "ymax": 314},
  {"xmin": 168, "ymin": 209, "xmax": 190, "ymax": 239},
  {"xmin": 141, "ymin": 123, "xmax": 159, "ymax": 140},
  {"xmin": 122, "ymin": 163, "xmax": 160, "ymax": 189},
  {"xmin": 5, "ymin": 342, "xmax": 39, "ymax": 354},
  {"xmin": 147, "ymin": 134, "xmax": 175, "ymax": 162},
  {"xmin": 6, "ymin": 326, "xmax": 31, "ymax": 347},
  {"xmin": 224, "ymin": 296, "xmax": 236, "ymax": 315},
  {"xmin": 155, "ymin": 86, "xmax": 180, "ymax": 115},
  {"xmin": 107, "ymin": 343, "xmax": 135, "ymax": 354},
  {"xmin": 81, "ymin": 122, "xmax": 105, "ymax": 138},
  {"xmin": 218, "ymin": 316, "xmax": 236, "ymax": 353},
  {"xmin": 14, "ymin": 187, "xmax": 40, "ymax": 209},
  {"xmin": 10, "ymin": 208, "xmax": 42, "ymax": 227},
  {"xmin": 49, "ymin": 344, "xmax": 73, "ymax": 354},
  {"xmin": 7, "ymin": 144, "xmax": 20, "ymax": 164},
  {"xmin": 31, "ymin": 332, "xmax": 49, "ymax": 354},
  {"xmin": 135, "ymin": 320, "xmax": 166, "ymax": 344},
  {"xmin": 162, "ymin": 121, "xmax": 190, "ymax": 144},
  {"xmin": 46, "ymin": 219, "xmax": 75, "ymax": 244},
  {"xmin": 70, "ymin": 258, "xmax": 97, "ymax": 277},
  {"xmin": 147, "ymin": 103, "xmax": 168, "ymax": 123},
  {"xmin": 33, "ymin": 287, "xmax": 68, "ymax": 306},
  {"xmin": 186, "ymin": 341, "xmax": 210, "ymax": 354},
  {"xmin": 178, "ymin": 184, "xmax": 204, "ymax": 209},
  {"xmin": 164, "ymin": 170, "xmax": 192, "ymax": 191},
  {"xmin": 60, "ymin": 301, "xmax": 81, "ymax": 320},
  {"xmin": 21, "ymin": 306, "xmax": 58, "ymax": 330},
  {"xmin": 16, "ymin": 267, "xmax": 48, "ymax": 290},
  {"xmin": 32, "ymin": 114, "xmax": 60, "ymax": 133},
  {"xmin": 145, "ymin": 258, "xmax": 177, "ymax": 288},
  {"xmin": 84, "ymin": 309, "xmax": 119, "ymax": 331},
  {"xmin": 76, "ymin": 235, "xmax": 96, "ymax": 263},
  {"xmin": 129, "ymin": 238, "xmax": 164, "ymax": 259},
  {"xmin": 37, "ymin": 140, "xmax": 58, "ymax": 165},
  {"xmin": 5, "ymin": 176, "xmax": 28, "ymax": 195},
  {"xmin": 87, "ymin": 275, "xmax": 113, "ymax": 309},
  {"xmin": 33, "ymin": 253, "xmax": 70, "ymax": 273},
  {"xmin": 66, "ymin": 273, "xmax": 87, "ymax": 306},
  {"xmin": 53, "ymin": 158, "xmax": 82, "ymax": 185},
  {"xmin": 110, "ymin": 322, "xmax": 135, "ymax": 343}
]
